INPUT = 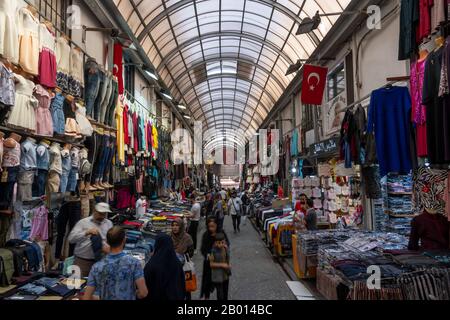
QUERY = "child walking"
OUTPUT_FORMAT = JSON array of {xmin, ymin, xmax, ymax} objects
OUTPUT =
[{"xmin": 209, "ymin": 233, "xmax": 231, "ymax": 300}]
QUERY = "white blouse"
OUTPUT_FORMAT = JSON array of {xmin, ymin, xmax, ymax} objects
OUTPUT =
[
  {"xmin": 70, "ymin": 47, "xmax": 84, "ymax": 85},
  {"xmin": 17, "ymin": 7, "xmax": 39, "ymax": 37},
  {"xmin": 56, "ymin": 36, "xmax": 70, "ymax": 73},
  {"xmin": 39, "ymin": 23, "xmax": 56, "ymax": 53},
  {"xmin": 0, "ymin": 0, "xmax": 19, "ymax": 63}
]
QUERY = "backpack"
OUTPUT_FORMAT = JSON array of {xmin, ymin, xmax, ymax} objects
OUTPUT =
[{"xmin": 0, "ymin": 249, "xmax": 14, "ymax": 287}]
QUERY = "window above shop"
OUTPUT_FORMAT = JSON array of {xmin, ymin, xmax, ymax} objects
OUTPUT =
[{"xmin": 327, "ymin": 62, "xmax": 346, "ymax": 101}]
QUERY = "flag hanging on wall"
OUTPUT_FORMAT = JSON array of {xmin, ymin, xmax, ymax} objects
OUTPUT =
[{"xmin": 301, "ymin": 64, "xmax": 328, "ymax": 105}]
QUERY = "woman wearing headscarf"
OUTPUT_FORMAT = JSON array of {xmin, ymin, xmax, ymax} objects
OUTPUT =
[
  {"xmin": 200, "ymin": 217, "xmax": 230, "ymax": 300},
  {"xmin": 171, "ymin": 218, "xmax": 194, "ymax": 256},
  {"xmin": 143, "ymin": 234, "xmax": 186, "ymax": 301}
]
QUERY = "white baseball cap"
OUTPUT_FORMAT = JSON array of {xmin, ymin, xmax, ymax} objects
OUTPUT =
[{"xmin": 95, "ymin": 202, "xmax": 112, "ymax": 214}]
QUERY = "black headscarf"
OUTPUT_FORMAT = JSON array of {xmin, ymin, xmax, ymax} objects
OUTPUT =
[{"xmin": 143, "ymin": 234, "xmax": 186, "ymax": 301}]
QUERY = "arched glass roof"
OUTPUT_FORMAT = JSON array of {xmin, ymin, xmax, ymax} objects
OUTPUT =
[{"xmin": 113, "ymin": 0, "xmax": 351, "ymax": 147}]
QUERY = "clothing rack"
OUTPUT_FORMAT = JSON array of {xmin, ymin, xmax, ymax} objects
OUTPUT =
[
  {"xmin": 22, "ymin": 0, "xmax": 90, "ymax": 60},
  {"xmin": 343, "ymin": 78, "xmax": 410, "ymax": 112}
]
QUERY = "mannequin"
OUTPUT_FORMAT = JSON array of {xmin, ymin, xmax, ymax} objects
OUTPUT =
[
  {"xmin": 48, "ymin": 142, "xmax": 62, "ymax": 193},
  {"xmin": 408, "ymin": 206, "xmax": 450, "ymax": 251},
  {"xmin": 33, "ymin": 139, "xmax": 51, "ymax": 197},
  {"xmin": 0, "ymin": 133, "xmax": 21, "ymax": 213},
  {"xmin": 60, "ymin": 143, "xmax": 72, "ymax": 193}
]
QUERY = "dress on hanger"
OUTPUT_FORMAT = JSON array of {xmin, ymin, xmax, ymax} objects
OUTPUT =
[
  {"xmin": 18, "ymin": 7, "xmax": 40, "ymax": 75},
  {"xmin": 56, "ymin": 37, "xmax": 71, "ymax": 91},
  {"xmin": 69, "ymin": 47, "xmax": 84, "ymax": 97},
  {"xmin": 38, "ymin": 23, "xmax": 56, "ymax": 88},
  {"xmin": 410, "ymin": 58, "xmax": 427, "ymax": 157},
  {"xmin": 7, "ymin": 74, "xmax": 38, "ymax": 131},
  {"xmin": 33, "ymin": 85, "xmax": 53, "ymax": 136},
  {"xmin": 0, "ymin": 0, "xmax": 19, "ymax": 64}
]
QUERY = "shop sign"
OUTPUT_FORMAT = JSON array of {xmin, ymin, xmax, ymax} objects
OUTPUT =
[{"xmin": 309, "ymin": 137, "xmax": 339, "ymax": 157}]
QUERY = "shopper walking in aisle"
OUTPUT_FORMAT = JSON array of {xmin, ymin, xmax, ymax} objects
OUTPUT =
[
  {"xmin": 209, "ymin": 232, "xmax": 231, "ymax": 300},
  {"xmin": 200, "ymin": 217, "xmax": 230, "ymax": 300},
  {"xmin": 171, "ymin": 218, "xmax": 194, "ymax": 257},
  {"xmin": 68, "ymin": 203, "xmax": 114, "ymax": 277},
  {"xmin": 83, "ymin": 226, "xmax": 148, "ymax": 300},
  {"xmin": 213, "ymin": 193, "xmax": 225, "ymax": 231},
  {"xmin": 240, "ymin": 191, "xmax": 249, "ymax": 226},
  {"xmin": 187, "ymin": 194, "xmax": 201, "ymax": 253},
  {"xmin": 228, "ymin": 191, "xmax": 243, "ymax": 233},
  {"xmin": 143, "ymin": 234, "xmax": 186, "ymax": 301}
]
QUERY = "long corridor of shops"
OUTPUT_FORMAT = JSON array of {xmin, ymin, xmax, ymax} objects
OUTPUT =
[{"xmin": 192, "ymin": 216, "xmax": 295, "ymax": 300}]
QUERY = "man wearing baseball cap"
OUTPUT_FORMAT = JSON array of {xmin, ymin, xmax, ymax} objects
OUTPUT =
[{"xmin": 68, "ymin": 202, "xmax": 114, "ymax": 277}]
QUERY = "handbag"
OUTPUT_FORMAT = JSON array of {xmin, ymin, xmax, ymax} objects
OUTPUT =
[{"xmin": 183, "ymin": 254, "xmax": 198, "ymax": 292}]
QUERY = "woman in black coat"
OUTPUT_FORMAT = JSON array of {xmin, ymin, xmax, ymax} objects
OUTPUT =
[
  {"xmin": 200, "ymin": 217, "xmax": 230, "ymax": 300},
  {"xmin": 143, "ymin": 234, "xmax": 186, "ymax": 300}
]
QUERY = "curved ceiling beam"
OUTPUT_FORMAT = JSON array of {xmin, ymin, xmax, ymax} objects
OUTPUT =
[
  {"xmin": 136, "ymin": 0, "xmax": 304, "ymax": 42},
  {"xmin": 155, "ymin": 31, "xmax": 295, "ymax": 73},
  {"xmin": 192, "ymin": 98, "xmax": 267, "ymax": 120},
  {"xmin": 186, "ymin": 88, "xmax": 270, "ymax": 115},
  {"xmin": 169, "ymin": 55, "xmax": 287, "ymax": 100},
  {"xmin": 173, "ymin": 73, "xmax": 278, "ymax": 106}
]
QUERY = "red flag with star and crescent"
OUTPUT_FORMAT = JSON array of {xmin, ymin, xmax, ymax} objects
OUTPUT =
[{"xmin": 301, "ymin": 64, "xmax": 328, "ymax": 105}]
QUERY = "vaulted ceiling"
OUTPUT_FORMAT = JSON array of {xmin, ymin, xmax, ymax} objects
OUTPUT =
[{"xmin": 112, "ymin": 0, "xmax": 351, "ymax": 147}]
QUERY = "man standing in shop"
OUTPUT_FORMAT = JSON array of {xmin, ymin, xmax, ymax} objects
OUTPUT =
[
  {"xmin": 187, "ymin": 194, "xmax": 201, "ymax": 254},
  {"xmin": 68, "ymin": 202, "xmax": 114, "ymax": 277},
  {"xmin": 84, "ymin": 226, "xmax": 148, "ymax": 300}
]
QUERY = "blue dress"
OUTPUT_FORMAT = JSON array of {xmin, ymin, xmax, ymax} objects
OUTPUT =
[{"xmin": 366, "ymin": 86, "xmax": 412, "ymax": 177}]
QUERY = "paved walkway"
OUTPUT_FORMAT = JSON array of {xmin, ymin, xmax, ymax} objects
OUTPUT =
[{"xmin": 192, "ymin": 216, "xmax": 296, "ymax": 300}]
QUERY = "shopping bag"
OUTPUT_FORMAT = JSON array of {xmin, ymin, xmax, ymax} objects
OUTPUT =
[{"xmin": 183, "ymin": 255, "xmax": 198, "ymax": 292}]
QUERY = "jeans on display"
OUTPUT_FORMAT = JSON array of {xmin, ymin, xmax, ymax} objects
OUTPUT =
[
  {"xmin": 84, "ymin": 59, "xmax": 101, "ymax": 118},
  {"xmin": 55, "ymin": 201, "xmax": 81, "ymax": 259},
  {"xmin": 99, "ymin": 76, "xmax": 112, "ymax": 124},
  {"xmin": 50, "ymin": 93, "xmax": 66, "ymax": 135},
  {"xmin": 106, "ymin": 81, "xmax": 119, "ymax": 127},
  {"xmin": 100, "ymin": 137, "xmax": 114, "ymax": 182},
  {"xmin": 86, "ymin": 133, "xmax": 99, "ymax": 183},
  {"xmin": 67, "ymin": 168, "xmax": 78, "ymax": 192},
  {"xmin": 92, "ymin": 135, "xmax": 107, "ymax": 182},
  {"xmin": 0, "ymin": 166, "xmax": 19, "ymax": 210},
  {"xmin": 93, "ymin": 71, "xmax": 105, "ymax": 122},
  {"xmin": 32, "ymin": 169, "xmax": 48, "ymax": 197}
]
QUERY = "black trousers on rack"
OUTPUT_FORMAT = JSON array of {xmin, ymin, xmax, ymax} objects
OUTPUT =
[{"xmin": 55, "ymin": 201, "xmax": 81, "ymax": 260}]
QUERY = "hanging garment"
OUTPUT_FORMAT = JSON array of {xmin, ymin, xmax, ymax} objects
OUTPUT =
[
  {"xmin": 0, "ymin": 62, "xmax": 15, "ymax": 107},
  {"xmin": 366, "ymin": 86, "xmax": 412, "ymax": 177},
  {"xmin": 75, "ymin": 103, "xmax": 93, "ymax": 136},
  {"xmin": 423, "ymin": 47, "xmax": 448, "ymax": 163},
  {"xmin": 7, "ymin": 74, "xmax": 38, "ymax": 131},
  {"xmin": 29, "ymin": 206, "xmax": 49, "ymax": 241},
  {"xmin": 17, "ymin": 7, "xmax": 40, "ymax": 75},
  {"xmin": 38, "ymin": 23, "xmax": 56, "ymax": 88},
  {"xmin": 115, "ymin": 101, "xmax": 125, "ymax": 163},
  {"xmin": 55, "ymin": 37, "xmax": 71, "ymax": 91},
  {"xmin": 398, "ymin": 0, "xmax": 419, "ymax": 60},
  {"xmin": 69, "ymin": 47, "xmax": 84, "ymax": 97},
  {"xmin": 33, "ymin": 85, "xmax": 53, "ymax": 136},
  {"xmin": 0, "ymin": 0, "xmax": 19, "ymax": 64},
  {"xmin": 113, "ymin": 43, "xmax": 124, "ymax": 95},
  {"xmin": 410, "ymin": 58, "xmax": 428, "ymax": 157},
  {"xmin": 412, "ymin": 166, "xmax": 448, "ymax": 216}
]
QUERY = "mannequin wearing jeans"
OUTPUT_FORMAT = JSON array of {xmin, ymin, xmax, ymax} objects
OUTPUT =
[
  {"xmin": 59, "ymin": 144, "xmax": 71, "ymax": 193},
  {"xmin": 0, "ymin": 133, "xmax": 21, "ymax": 213},
  {"xmin": 32, "ymin": 139, "xmax": 50, "ymax": 197}
]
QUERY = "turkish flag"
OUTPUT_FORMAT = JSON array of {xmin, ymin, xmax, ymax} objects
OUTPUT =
[{"xmin": 301, "ymin": 64, "xmax": 328, "ymax": 105}]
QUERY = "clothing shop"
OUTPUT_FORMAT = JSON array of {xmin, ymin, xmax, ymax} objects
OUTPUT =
[{"xmin": 0, "ymin": 0, "xmax": 188, "ymax": 300}]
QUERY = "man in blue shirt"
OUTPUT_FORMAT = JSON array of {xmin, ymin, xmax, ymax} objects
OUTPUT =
[{"xmin": 84, "ymin": 226, "xmax": 148, "ymax": 300}]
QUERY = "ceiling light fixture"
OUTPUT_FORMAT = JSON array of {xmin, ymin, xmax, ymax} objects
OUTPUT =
[
  {"xmin": 183, "ymin": 114, "xmax": 191, "ymax": 119},
  {"xmin": 160, "ymin": 89, "xmax": 173, "ymax": 101},
  {"xmin": 177, "ymin": 104, "xmax": 187, "ymax": 110},
  {"xmin": 296, "ymin": 10, "xmax": 364, "ymax": 35},
  {"xmin": 143, "ymin": 66, "xmax": 158, "ymax": 81}
]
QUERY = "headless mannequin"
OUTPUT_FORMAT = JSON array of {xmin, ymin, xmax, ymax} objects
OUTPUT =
[{"xmin": 0, "ymin": 133, "xmax": 21, "ymax": 214}]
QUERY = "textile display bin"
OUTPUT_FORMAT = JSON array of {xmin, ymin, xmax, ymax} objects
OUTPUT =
[
  {"xmin": 316, "ymin": 268, "xmax": 340, "ymax": 300},
  {"xmin": 296, "ymin": 235, "xmax": 318, "ymax": 279}
]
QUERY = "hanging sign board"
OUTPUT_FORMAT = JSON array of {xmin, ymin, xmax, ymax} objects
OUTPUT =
[{"xmin": 309, "ymin": 137, "xmax": 339, "ymax": 157}]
